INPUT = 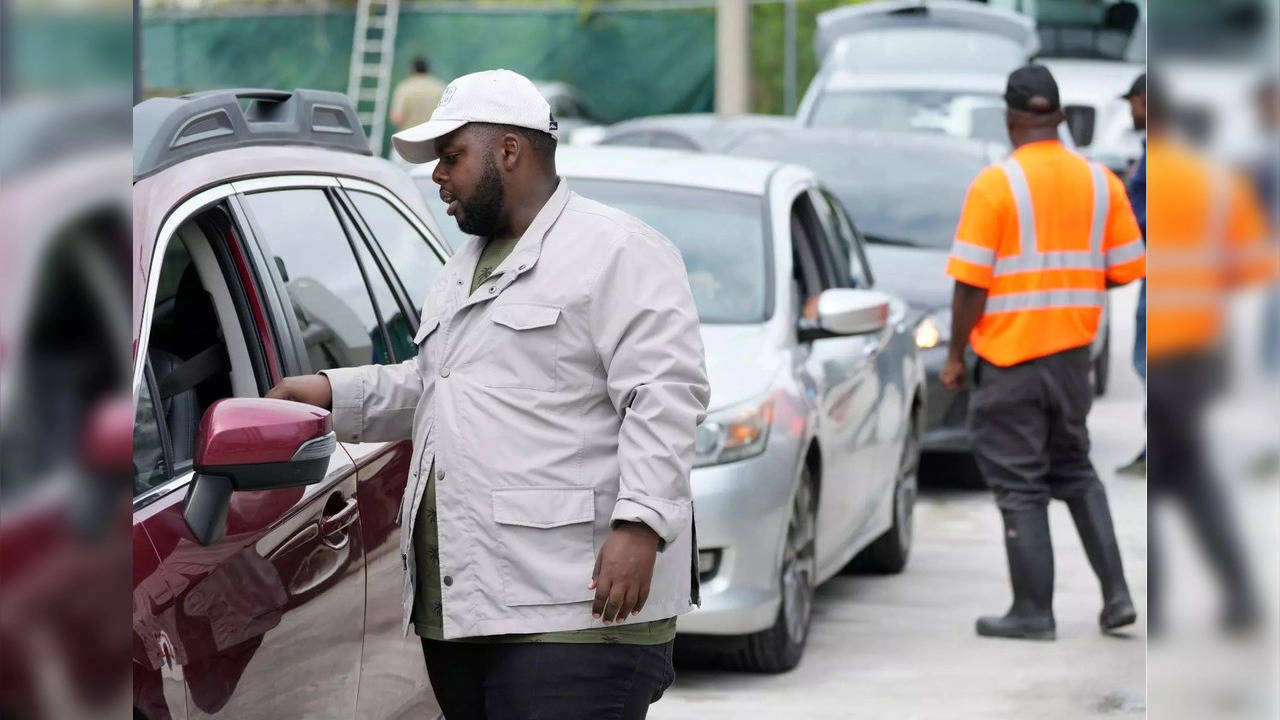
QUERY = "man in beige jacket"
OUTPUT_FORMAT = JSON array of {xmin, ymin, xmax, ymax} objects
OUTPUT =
[{"xmin": 268, "ymin": 69, "xmax": 709, "ymax": 719}]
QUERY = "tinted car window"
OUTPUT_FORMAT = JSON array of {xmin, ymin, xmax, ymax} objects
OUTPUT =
[
  {"xmin": 348, "ymin": 190, "xmax": 444, "ymax": 314},
  {"xmin": 825, "ymin": 191, "xmax": 874, "ymax": 289},
  {"xmin": 731, "ymin": 136, "xmax": 986, "ymax": 249},
  {"xmin": 134, "ymin": 367, "xmax": 168, "ymax": 496},
  {"xmin": 569, "ymin": 179, "xmax": 769, "ymax": 324},
  {"xmin": 808, "ymin": 190, "xmax": 854, "ymax": 289},
  {"xmin": 243, "ymin": 189, "xmax": 392, "ymax": 371}
]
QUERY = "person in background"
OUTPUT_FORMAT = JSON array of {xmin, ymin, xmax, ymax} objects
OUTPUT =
[
  {"xmin": 941, "ymin": 65, "xmax": 1145, "ymax": 641},
  {"xmin": 1144, "ymin": 76, "xmax": 1274, "ymax": 632},
  {"xmin": 1117, "ymin": 73, "xmax": 1148, "ymax": 477},
  {"xmin": 390, "ymin": 56, "xmax": 447, "ymax": 133}
]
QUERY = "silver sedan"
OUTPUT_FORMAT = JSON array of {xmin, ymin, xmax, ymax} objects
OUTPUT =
[{"xmin": 412, "ymin": 146, "xmax": 925, "ymax": 672}]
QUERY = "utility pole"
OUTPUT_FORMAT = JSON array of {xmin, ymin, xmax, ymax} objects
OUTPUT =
[{"xmin": 715, "ymin": 0, "xmax": 751, "ymax": 115}]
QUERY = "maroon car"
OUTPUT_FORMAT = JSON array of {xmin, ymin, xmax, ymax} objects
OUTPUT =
[{"xmin": 131, "ymin": 89, "xmax": 449, "ymax": 720}]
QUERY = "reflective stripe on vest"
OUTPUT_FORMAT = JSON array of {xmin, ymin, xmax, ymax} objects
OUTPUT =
[
  {"xmin": 983, "ymin": 158, "xmax": 1110, "ymax": 315},
  {"xmin": 992, "ymin": 158, "xmax": 1109, "ymax": 277}
]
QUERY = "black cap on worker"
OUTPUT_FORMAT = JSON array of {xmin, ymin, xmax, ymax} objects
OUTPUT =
[
  {"xmin": 1004, "ymin": 64, "xmax": 1061, "ymax": 114},
  {"xmin": 1120, "ymin": 73, "xmax": 1146, "ymax": 99}
]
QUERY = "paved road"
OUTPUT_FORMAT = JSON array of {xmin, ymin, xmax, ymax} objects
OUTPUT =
[{"xmin": 652, "ymin": 284, "xmax": 1150, "ymax": 720}]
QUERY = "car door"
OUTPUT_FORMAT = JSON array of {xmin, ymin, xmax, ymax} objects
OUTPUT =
[
  {"xmin": 790, "ymin": 190, "xmax": 882, "ymax": 569},
  {"xmin": 812, "ymin": 189, "xmax": 908, "ymax": 531},
  {"xmin": 133, "ymin": 193, "xmax": 366, "ymax": 720},
  {"xmin": 332, "ymin": 185, "xmax": 450, "ymax": 720}
]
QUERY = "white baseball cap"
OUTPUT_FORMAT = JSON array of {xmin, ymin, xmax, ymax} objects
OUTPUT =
[{"xmin": 391, "ymin": 69, "xmax": 558, "ymax": 163}]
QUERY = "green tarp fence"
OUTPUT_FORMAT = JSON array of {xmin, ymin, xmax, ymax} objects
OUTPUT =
[{"xmin": 143, "ymin": 3, "xmax": 718, "ymax": 151}]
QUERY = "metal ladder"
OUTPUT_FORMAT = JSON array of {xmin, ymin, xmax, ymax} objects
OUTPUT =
[{"xmin": 346, "ymin": 0, "xmax": 400, "ymax": 155}]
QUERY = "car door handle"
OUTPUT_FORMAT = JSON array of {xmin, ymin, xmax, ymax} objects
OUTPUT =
[{"xmin": 318, "ymin": 497, "xmax": 359, "ymax": 542}]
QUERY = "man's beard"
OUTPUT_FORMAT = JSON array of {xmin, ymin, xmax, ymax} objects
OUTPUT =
[{"xmin": 456, "ymin": 152, "xmax": 506, "ymax": 237}]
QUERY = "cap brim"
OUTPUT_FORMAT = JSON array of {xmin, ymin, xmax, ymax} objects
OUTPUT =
[{"xmin": 391, "ymin": 118, "xmax": 468, "ymax": 163}]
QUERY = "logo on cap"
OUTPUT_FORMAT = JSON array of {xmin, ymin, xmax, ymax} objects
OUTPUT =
[
  {"xmin": 438, "ymin": 85, "xmax": 456, "ymax": 108},
  {"xmin": 549, "ymin": 110, "xmax": 558, "ymax": 133}
]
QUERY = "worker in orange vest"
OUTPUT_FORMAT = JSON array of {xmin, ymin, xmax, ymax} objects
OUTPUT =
[
  {"xmin": 941, "ymin": 65, "xmax": 1146, "ymax": 640},
  {"xmin": 1144, "ymin": 77, "xmax": 1275, "ymax": 632}
]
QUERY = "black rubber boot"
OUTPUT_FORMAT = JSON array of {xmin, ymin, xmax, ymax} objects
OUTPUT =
[
  {"xmin": 1066, "ymin": 482, "xmax": 1137, "ymax": 632},
  {"xmin": 976, "ymin": 508, "xmax": 1057, "ymax": 640}
]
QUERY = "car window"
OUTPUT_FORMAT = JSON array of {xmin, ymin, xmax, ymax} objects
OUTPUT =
[
  {"xmin": 348, "ymin": 190, "xmax": 445, "ymax": 314},
  {"xmin": 348, "ymin": 221, "xmax": 418, "ymax": 363},
  {"xmin": 819, "ymin": 190, "xmax": 874, "ymax": 289},
  {"xmin": 808, "ymin": 190, "xmax": 854, "ymax": 289},
  {"xmin": 831, "ymin": 28, "xmax": 1025, "ymax": 74},
  {"xmin": 790, "ymin": 195, "xmax": 828, "ymax": 320},
  {"xmin": 134, "ymin": 365, "xmax": 169, "ymax": 496},
  {"xmin": 810, "ymin": 90, "xmax": 1008, "ymax": 148},
  {"xmin": 795, "ymin": 192, "xmax": 842, "ymax": 291},
  {"xmin": 242, "ymin": 188, "xmax": 393, "ymax": 372},
  {"xmin": 568, "ymin": 178, "xmax": 769, "ymax": 324}
]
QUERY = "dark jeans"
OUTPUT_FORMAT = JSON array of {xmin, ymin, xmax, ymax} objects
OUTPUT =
[
  {"xmin": 968, "ymin": 346, "xmax": 1100, "ymax": 512},
  {"xmin": 421, "ymin": 639, "xmax": 676, "ymax": 720}
]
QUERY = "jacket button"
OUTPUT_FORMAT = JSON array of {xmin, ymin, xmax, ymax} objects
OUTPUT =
[
  {"xmin": 518, "ymin": 264, "xmax": 526, "ymax": 271},
  {"xmin": 440, "ymin": 367, "xmax": 450, "ymax": 378},
  {"xmin": 437, "ymin": 470, "xmax": 445, "ymax": 482},
  {"xmin": 443, "ymin": 575, "xmax": 453, "ymax": 587},
  {"xmin": 488, "ymin": 287, "xmax": 496, "ymax": 294}
]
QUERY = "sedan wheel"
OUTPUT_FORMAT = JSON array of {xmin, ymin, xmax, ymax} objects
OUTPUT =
[{"xmin": 850, "ymin": 406, "xmax": 921, "ymax": 574}]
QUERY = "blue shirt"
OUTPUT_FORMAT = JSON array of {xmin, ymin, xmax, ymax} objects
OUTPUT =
[{"xmin": 1126, "ymin": 140, "xmax": 1146, "ymax": 241}]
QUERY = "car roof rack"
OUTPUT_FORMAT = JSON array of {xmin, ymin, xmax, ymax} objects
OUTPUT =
[{"xmin": 133, "ymin": 88, "xmax": 371, "ymax": 181}]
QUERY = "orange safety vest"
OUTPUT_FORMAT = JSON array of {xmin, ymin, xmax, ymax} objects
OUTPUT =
[
  {"xmin": 1145, "ymin": 135, "xmax": 1276, "ymax": 361},
  {"xmin": 947, "ymin": 140, "xmax": 1146, "ymax": 367}
]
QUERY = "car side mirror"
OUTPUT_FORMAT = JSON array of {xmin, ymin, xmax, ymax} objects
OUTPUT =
[
  {"xmin": 182, "ymin": 398, "xmax": 336, "ymax": 546},
  {"xmin": 798, "ymin": 289, "xmax": 891, "ymax": 342}
]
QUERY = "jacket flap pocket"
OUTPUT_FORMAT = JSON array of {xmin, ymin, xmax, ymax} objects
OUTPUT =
[
  {"xmin": 413, "ymin": 317, "xmax": 440, "ymax": 345},
  {"xmin": 490, "ymin": 304, "xmax": 561, "ymax": 331},
  {"xmin": 492, "ymin": 488, "xmax": 593, "ymax": 529}
]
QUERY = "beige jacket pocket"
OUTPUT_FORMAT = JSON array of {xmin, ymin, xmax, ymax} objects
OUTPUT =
[{"xmin": 491, "ymin": 487, "xmax": 597, "ymax": 606}]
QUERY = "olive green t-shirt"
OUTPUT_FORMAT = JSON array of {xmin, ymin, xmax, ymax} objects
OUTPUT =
[{"xmin": 410, "ymin": 235, "xmax": 677, "ymax": 645}]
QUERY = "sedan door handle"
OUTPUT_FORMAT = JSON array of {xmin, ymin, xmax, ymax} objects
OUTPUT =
[{"xmin": 319, "ymin": 497, "xmax": 359, "ymax": 539}]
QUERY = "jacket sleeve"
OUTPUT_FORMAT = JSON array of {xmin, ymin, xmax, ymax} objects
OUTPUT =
[
  {"xmin": 319, "ymin": 358, "xmax": 423, "ymax": 444},
  {"xmin": 588, "ymin": 231, "xmax": 711, "ymax": 547}
]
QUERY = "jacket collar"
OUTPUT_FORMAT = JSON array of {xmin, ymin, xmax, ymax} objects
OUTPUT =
[{"xmin": 454, "ymin": 178, "xmax": 571, "ymax": 308}]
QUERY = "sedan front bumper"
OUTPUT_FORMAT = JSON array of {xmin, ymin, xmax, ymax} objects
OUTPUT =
[{"xmin": 676, "ymin": 449, "xmax": 795, "ymax": 636}]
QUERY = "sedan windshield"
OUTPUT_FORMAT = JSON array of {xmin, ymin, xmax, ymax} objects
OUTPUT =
[
  {"xmin": 731, "ymin": 138, "xmax": 985, "ymax": 250},
  {"xmin": 810, "ymin": 90, "xmax": 1010, "ymax": 148},
  {"xmin": 566, "ymin": 179, "xmax": 769, "ymax": 324}
]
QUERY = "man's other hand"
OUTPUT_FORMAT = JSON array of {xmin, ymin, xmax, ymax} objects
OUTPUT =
[
  {"xmin": 266, "ymin": 375, "xmax": 334, "ymax": 410},
  {"xmin": 940, "ymin": 355, "xmax": 967, "ymax": 391},
  {"xmin": 590, "ymin": 522, "xmax": 660, "ymax": 624}
]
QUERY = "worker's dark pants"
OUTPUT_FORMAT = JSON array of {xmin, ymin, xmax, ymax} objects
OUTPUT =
[
  {"xmin": 968, "ymin": 346, "xmax": 1101, "ymax": 511},
  {"xmin": 421, "ymin": 638, "xmax": 675, "ymax": 720},
  {"xmin": 1147, "ymin": 350, "xmax": 1254, "ymax": 622}
]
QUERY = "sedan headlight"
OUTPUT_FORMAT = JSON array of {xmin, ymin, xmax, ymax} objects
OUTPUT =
[
  {"xmin": 915, "ymin": 309, "xmax": 952, "ymax": 350},
  {"xmin": 694, "ymin": 397, "xmax": 774, "ymax": 468}
]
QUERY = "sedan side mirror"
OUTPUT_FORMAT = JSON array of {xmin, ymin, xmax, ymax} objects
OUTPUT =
[
  {"xmin": 182, "ymin": 398, "xmax": 336, "ymax": 546},
  {"xmin": 798, "ymin": 289, "xmax": 891, "ymax": 342}
]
